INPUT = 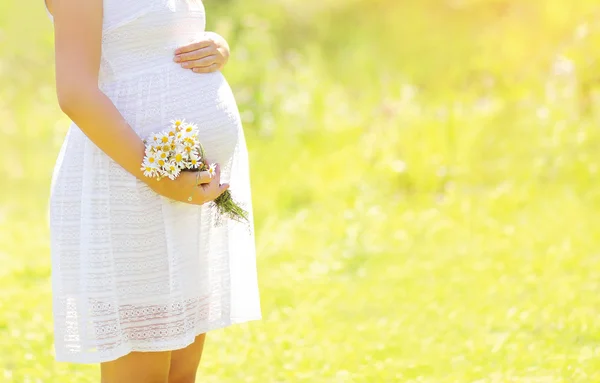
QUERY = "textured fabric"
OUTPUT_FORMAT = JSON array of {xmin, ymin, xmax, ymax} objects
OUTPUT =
[{"xmin": 47, "ymin": 0, "xmax": 261, "ymax": 364}]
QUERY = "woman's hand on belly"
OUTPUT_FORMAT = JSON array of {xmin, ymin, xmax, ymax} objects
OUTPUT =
[
  {"xmin": 148, "ymin": 164, "xmax": 229, "ymax": 205},
  {"xmin": 173, "ymin": 32, "xmax": 230, "ymax": 74}
]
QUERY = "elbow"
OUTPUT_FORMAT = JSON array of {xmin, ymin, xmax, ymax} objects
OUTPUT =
[
  {"xmin": 57, "ymin": 91, "xmax": 75, "ymax": 115},
  {"xmin": 56, "ymin": 80, "xmax": 97, "ymax": 116},
  {"xmin": 57, "ymin": 87, "xmax": 84, "ymax": 115}
]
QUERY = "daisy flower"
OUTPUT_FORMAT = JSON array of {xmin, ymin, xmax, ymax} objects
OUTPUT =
[
  {"xmin": 144, "ymin": 153, "xmax": 158, "ymax": 167},
  {"xmin": 184, "ymin": 146, "xmax": 196, "ymax": 157},
  {"xmin": 182, "ymin": 123, "xmax": 199, "ymax": 137},
  {"xmin": 157, "ymin": 150, "xmax": 169, "ymax": 162},
  {"xmin": 187, "ymin": 152, "xmax": 201, "ymax": 169},
  {"xmin": 173, "ymin": 151, "xmax": 187, "ymax": 168},
  {"xmin": 151, "ymin": 133, "xmax": 161, "ymax": 144},
  {"xmin": 158, "ymin": 133, "xmax": 170, "ymax": 145},
  {"xmin": 208, "ymin": 163, "xmax": 217, "ymax": 178},
  {"xmin": 171, "ymin": 119, "xmax": 185, "ymax": 131},
  {"xmin": 145, "ymin": 145, "xmax": 157, "ymax": 156},
  {"xmin": 182, "ymin": 137, "xmax": 196, "ymax": 148},
  {"xmin": 165, "ymin": 161, "xmax": 181, "ymax": 180},
  {"xmin": 158, "ymin": 143, "xmax": 171, "ymax": 153},
  {"xmin": 141, "ymin": 164, "xmax": 157, "ymax": 178}
]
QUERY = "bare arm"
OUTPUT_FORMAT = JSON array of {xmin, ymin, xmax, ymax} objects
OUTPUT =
[
  {"xmin": 53, "ymin": 0, "xmax": 148, "ymax": 183},
  {"xmin": 52, "ymin": 0, "xmax": 228, "ymax": 204}
]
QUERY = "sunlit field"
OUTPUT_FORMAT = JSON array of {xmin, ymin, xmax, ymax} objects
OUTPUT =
[{"xmin": 2, "ymin": 0, "xmax": 600, "ymax": 381}]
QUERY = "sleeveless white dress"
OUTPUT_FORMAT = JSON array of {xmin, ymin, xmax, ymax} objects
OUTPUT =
[{"xmin": 47, "ymin": 0, "xmax": 261, "ymax": 364}]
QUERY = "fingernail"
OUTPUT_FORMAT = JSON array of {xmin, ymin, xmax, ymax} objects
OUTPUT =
[
  {"xmin": 174, "ymin": 56, "xmax": 181, "ymax": 62},
  {"xmin": 181, "ymin": 63, "xmax": 189, "ymax": 68}
]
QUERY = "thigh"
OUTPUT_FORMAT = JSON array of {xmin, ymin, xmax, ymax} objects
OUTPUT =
[
  {"xmin": 101, "ymin": 351, "xmax": 171, "ymax": 383},
  {"xmin": 168, "ymin": 334, "xmax": 207, "ymax": 383}
]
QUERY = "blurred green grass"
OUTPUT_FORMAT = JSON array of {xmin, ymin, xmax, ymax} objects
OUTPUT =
[{"xmin": 2, "ymin": 0, "xmax": 600, "ymax": 382}]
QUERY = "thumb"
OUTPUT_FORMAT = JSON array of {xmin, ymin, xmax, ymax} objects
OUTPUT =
[{"xmin": 219, "ymin": 183, "xmax": 230, "ymax": 194}]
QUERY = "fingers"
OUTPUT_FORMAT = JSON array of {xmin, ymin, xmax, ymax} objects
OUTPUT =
[
  {"xmin": 195, "ymin": 171, "xmax": 212, "ymax": 185},
  {"xmin": 192, "ymin": 63, "xmax": 220, "ymax": 73},
  {"xmin": 207, "ymin": 164, "xmax": 227, "ymax": 196},
  {"xmin": 186, "ymin": 164, "xmax": 227, "ymax": 204},
  {"xmin": 203, "ymin": 164, "xmax": 221, "ymax": 188},
  {"xmin": 174, "ymin": 40, "xmax": 213, "ymax": 55},
  {"xmin": 180, "ymin": 55, "xmax": 218, "ymax": 69},
  {"xmin": 175, "ymin": 46, "xmax": 216, "ymax": 63},
  {"xmin": 173, "ymin": 38, "xmax": 225, "ymax": 74},
  {"xmin": 207, "ymin": 181, "xmax": 229, "ymax": 201},
  {"xmin": 195, "ymin": 181, "xmax": 227, "ymax": 203},
  {"xmin": 218, "ymin": 183, "xmax": 230, "ymax": 196}
]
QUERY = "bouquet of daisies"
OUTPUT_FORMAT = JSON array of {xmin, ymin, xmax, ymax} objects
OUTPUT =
[{"xmin": 140, "ymin": 119, "xmax": 248, "ymax": 223}]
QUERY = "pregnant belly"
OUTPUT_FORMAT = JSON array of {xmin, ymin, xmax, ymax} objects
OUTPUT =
[{"xmin": 102, "ymin": 68, "xmax": 242, "ymax": 166}]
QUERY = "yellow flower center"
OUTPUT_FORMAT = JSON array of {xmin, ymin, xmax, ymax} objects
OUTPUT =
[
  {"xmin": 158, "ymin": 159, "xmax": 165, "ymax": 166},
  {"xmin": 168, "ymin": 131, "xmax": 175, "ymax": 137},
  {"xmin": 175, "ymin": 153, "xmax": 183, "ymax": 162},
  {"xmin": 162, "ymin": 145, "xmax": 171, "ymax": 152},
  {"xmin": 161, "ymin": 136, "xmax": 169, "ymax": 143},
  {"xmin": 175, "ymin": 120, "xmax": 182, "ymax": 127},
  {"xmin": 148, "ymin": 157, "xmax": 155, "ymax": 163},
  {"xmin": 159, "ymin": 152, "xmax": 167, "ymax": 159},
  {"xmin": 184, "ymin": 146, "xmax": 192, "ymax": 153}
]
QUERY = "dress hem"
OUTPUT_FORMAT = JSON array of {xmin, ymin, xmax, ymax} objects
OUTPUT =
[{"xmin": 53, "ymin": 315, "xmax": 262, "ymax": 364}]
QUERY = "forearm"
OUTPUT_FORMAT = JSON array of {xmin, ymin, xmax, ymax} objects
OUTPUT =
[{"xmin": 58, "ymin": 86, "xmax": 149, "ymax": 184}]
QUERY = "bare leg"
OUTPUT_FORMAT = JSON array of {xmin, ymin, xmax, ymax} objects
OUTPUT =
[
  {"xmin": 168, "ymin": 334, "xmax": 207, "ymax": 383},
  {"xmin": 100, "ymin": 351, "xmax": 172, "ymax": 383}
]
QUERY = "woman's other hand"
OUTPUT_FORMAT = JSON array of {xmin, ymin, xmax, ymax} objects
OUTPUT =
[{"xmin": 173, "ymin": 32, "xmax": 230, "ymax": 73}]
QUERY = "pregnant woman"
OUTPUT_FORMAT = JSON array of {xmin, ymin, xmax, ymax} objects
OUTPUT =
[{"xmin": 45, "ymin": 0, "xmax": 261, "ymax": 381}]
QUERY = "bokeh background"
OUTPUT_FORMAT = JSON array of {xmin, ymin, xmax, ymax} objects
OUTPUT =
[{"xmin": 2, "ymin": 0, "xmax": 600, "ymax": 382}]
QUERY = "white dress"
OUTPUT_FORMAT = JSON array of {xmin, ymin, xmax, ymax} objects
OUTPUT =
[{"xmin": 47, "ymin": 0, "xmax": 261, "ymax": 364}]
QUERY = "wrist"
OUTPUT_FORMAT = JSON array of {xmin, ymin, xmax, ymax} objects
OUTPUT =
[{"xmin": 144, "ymin": 175, "xmax": 165, "ymax": 192}]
